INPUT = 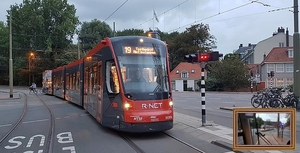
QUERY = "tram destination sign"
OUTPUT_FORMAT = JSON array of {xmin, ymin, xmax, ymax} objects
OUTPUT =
[{"xmin": 123, "ymin": 46, "xmax": 157, "ymax": 55}]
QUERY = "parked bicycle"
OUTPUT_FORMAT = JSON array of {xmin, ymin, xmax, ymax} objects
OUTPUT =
[{"xmin": 250, "ymin": 87, "xmax": 300, "ymax": 111}]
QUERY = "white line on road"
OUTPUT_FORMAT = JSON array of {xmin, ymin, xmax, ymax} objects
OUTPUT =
[
  {"xmin": 0, "ymin": 124, "xmax": 12, "ymax": 128},
  {"xmin": 23, "ymin": 119, "xmax": 49, "ymax": 124}
]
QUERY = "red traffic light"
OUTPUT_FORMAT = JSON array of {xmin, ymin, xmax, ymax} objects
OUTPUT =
[{"xmin": 198, "ymin": 53, "xmax": 210, "ymax": 62}]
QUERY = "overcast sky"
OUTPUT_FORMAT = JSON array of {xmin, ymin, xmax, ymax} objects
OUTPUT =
[
  {"xmin": 256, "ymin": 113, "xmax": 288, "ymax": 124},
  {"xmin": 0, "ymin": 0, "xmax": 294, "ymax": 55}
]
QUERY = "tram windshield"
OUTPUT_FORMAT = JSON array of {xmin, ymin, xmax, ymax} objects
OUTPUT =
[{"xmin": 117, "ymin": 53, "xmax": 169, "ymax": 94}]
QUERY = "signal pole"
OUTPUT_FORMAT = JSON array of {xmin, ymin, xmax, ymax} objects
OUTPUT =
[{"xmin": 200, "ymin": 62, "xmax": 206, "ymax": 126}]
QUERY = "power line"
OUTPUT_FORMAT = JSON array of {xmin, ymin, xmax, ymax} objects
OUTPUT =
[
  {"xmin": 167, "ymin": 1, "xmax": 254, "ymax": 32},
  {"xmin": 133, "ymin": 0, "xmax": 189, "ymax": 28},
  {"xmin": 104, "ymin": 0, "xmax": 129, "ymax": 22},
  {"xmin": 166, "ymin": 1, "xmax": 291, "ymax": 33}
]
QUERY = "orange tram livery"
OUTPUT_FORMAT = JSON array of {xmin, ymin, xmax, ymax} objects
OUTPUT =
[{"xmin": 43, "ymin": 34, "xmax": 174, "ymax": 132}]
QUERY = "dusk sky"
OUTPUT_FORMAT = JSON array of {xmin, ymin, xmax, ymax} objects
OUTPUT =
[{"xmin": 1, "ymin": 0, "xmax": 295, "ymax": 55}]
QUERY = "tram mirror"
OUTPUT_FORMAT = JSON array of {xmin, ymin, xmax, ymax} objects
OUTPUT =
[{"xmin": 232, "ymin": 108, "xmax": 296, "ymax": 151}]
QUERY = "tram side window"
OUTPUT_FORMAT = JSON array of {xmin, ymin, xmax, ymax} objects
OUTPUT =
[
  {"xmin": 66, "ymin": 73, "xmax": 69, "ymax": 89},
  {"xmin": 106, "ymin": 61, "xmax": 119, "ymax": 94},
  {"xmin": 76, "ymin": 71, "xmax": 80, "ymax": 91}
]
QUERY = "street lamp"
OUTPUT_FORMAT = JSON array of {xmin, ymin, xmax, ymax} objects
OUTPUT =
[
  {"xmin": 29, "ymin": 52, "xmax": 35, "ymax": 84},
  {"xmin": 9, "ymin": 6, "xmax": 13, "ymax": 98}
]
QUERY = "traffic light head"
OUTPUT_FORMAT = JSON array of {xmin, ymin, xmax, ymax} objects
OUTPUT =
[
  {"xmin": 270, "ymin": 71, "xmax": 274, "ymax": 77},
  {"xmin": 184, "ymin": 51, "xmax": 223, "ymax": 63},
  {"xmin": 198, "ymin": 53, "xmax": 210, "ymax": 62},
  {"xmin": 211, "ymin": 51, "xmax": 223, "ymax": 61},
  {"xmin": 184, "ymin": 54, "xmax": 198, "ymax": 63}
]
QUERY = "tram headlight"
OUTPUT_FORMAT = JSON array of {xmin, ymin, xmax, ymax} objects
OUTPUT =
[
  {"xmin": 169, "ymin": 101, "xmax": 173, "ymax": 107},
  {"xmin": 124, "ymin": 102, "xmax": 132, "ymax": 110}
]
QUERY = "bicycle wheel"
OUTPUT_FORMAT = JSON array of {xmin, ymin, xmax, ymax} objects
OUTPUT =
[
  {"xmin": 268, "ymin": 98, "xmax": 281, "ymax": 108},
  {"xmin": 251, "ymin": 96, "xmax": 261, "ymax": 108}
]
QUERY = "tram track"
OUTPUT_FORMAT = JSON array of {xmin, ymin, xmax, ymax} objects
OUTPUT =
[
  {"xmin": 118, "ymin": 133, "xmax": 146, "ymax": 153},
  {"xmin": 117, "ymin": 130, "xmax": 206, "ymax": 153},
  {"xmin": 0, "ymin": 91, "xmax": 27, "ymax": 145},
  {"xmin": 162, "ymin": 132, "xmax": 206, "ymax": 153},
  {"xmin": 0, "ymin": 91, "xmax": 55, "ymax": 153}
]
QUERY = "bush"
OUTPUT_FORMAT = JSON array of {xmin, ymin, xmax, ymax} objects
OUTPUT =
[
  {"xmin": 198, "ymin": 77, "xmax": 223, "ymax": 91},
  {"xmin": 187, "ymin": 87, "xmax": 193, "ymax": 91}
]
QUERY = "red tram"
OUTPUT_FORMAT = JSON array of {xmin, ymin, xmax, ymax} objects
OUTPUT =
[{"xmin": 43, "ymin": 35, "xmax": 173, "ymax": 132}]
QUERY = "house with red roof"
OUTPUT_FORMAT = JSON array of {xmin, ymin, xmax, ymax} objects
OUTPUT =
[
  {"xmin": 170, "ymin": 62, "xmax": 206, "ymax": 92},
  {"xmin": 260, "ymin": 47, "xmax": 293, "ymax": 88}
]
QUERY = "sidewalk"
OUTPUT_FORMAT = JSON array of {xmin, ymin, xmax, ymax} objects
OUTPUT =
[
  {"xmin": 0, "ymin": 92, "xmax": 21, "ymax": 100},
  {"xmin": 173, "ymin": 111, "xmax": 299, "ymax": 153},
  {"xmin": 219, "ymin": 106, "xmax": 300, "ymax": 122}
]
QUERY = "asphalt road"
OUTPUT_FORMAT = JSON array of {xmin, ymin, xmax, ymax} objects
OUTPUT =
[{"xmin": 172, "ymin": 91, "xmax": 300, "ymax": 146}]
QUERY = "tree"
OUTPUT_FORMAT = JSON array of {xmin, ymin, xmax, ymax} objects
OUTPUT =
[
  {"xmin": 285, "ymin": 113, "xmax": 290, "ymax": 127},
  {"xmin": 250, "ymin": 116, "xmax": 264, "ymax": 128},
  {"xmin": 169, "ymin": 23, "xmax": 216, "ymax": 70},
  {"xmin": 79, "ymin": 19, "xmax": 112, "ymax": 54},
  {"xmin": 4, "ymin": 0, "xmax": 80, "ymax": 85},
  {"xmin": 206, "ymin": 53, "xmax": 250, "ymax": 91},
  {"xmin": 116, "ymin": 28, "xmax": 144, "ymax": 36},
  {"xmin": 0, "ymin": 21, "xmax": 9, "ymax": 84}
]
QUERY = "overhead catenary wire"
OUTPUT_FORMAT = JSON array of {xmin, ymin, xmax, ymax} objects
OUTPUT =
[
  {"xmin": 132, "ymin": 0, "xmax": 291, "ymax": 33},
  {"xmin": 104, "ymin": 0, "xmax": 129, "ymax": 22}
]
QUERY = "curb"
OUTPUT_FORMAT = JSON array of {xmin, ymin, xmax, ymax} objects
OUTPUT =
[
  {"xmin": 0, "ymin": 94, "xmax": 21, "ymax": 100},
  {"xmin": 211, "ymin": 140, "xmax": 253, "ymax": 153},
  {"xmin": 219, "ymin": 107, "xmax": 233, "ymax": 111}
]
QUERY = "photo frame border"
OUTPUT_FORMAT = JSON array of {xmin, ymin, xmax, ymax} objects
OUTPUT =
[{"xmin": 232, "ymin": 108, "xmax": 296, "ymax": 151}]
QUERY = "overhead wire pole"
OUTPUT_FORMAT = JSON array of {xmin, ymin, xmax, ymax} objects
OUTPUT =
[
  {"xmin": 9, "ymin": 7, "xmax": 13, "ymax": 98},
  {"xmin": 293, "ymin": 0, "xmax": 300, "ymax": 104}
]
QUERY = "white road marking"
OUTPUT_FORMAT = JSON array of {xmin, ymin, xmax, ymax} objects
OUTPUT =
[
  {"xmin": 0, "ymin": 124, "xmax": 12, "ymax": 128},
  {"xmin": 22, "ymin": 119, "xmax": 49, "ymax": 124}
]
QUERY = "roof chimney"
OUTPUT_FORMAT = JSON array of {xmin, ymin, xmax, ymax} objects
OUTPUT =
[
  {"xmin": 278, "ymin": 27, "xmax": 285, "ymax": 33},
  {"xmin": 286, "ymin": 27, "xmax": 289, "ymax": 47},
  {"xmin": 239, "ymin": 44, "xmax": 243, "ymax": 48},
  {"xmin": 263, "ymin": 53, "xmax": 266, "ymax": 60},
  {"xmin": 248, "ymin": 43, "xmax": 251, "ymax": 47}
]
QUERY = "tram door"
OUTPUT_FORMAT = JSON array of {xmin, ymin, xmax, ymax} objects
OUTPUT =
[
  {"xmin": 96, "ymin": 62, "xmax": 103, "ymax": 122},
  {"xmin": 83, "ymin": 67, "xmax": 88, "ymax": 110}
]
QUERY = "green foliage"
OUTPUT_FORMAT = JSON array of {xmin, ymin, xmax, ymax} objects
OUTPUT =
[
  {"xmin": 79, "ymin": 19, "xmax": 112, "ymax": 53},
  {"xmin": 116, "ymin": 28, "xmax": 144, "ymax": 36},
  {"xmin": 224, "ymin": 53, "xmax": 240, "ymax": 60},
  {"xmin": 169, "ymin": 23, "xmax": 216, "ymax": 70},
  {"xmin": 287, "ymin": 84, "xmax": 293, "ymax": 92},
  {"xmin": 0, "ymin": 21, "xmax": 9, "ymax": 84},
  {"xmin": 198, "ymin": 77, "xmax": 223, "ymax": 91},
  {"xmin": 206, "ymin": 56, "xmax": 250, "ymax": 91},
  {"xmin": 284, "ymin": 113, "xmax": 290, "ymax": 127},
  {"xmin": 187, "ymin": 87, "xmax": 193, "ymax": 91},
  {"xmin": 250, "ymin": 117, "xmax": 264, "ymax": 128},
  {"xmin": 8, "ymin": 0, "xmax": 80, "ymax": 59},
  {"xmin": 4, "ymin": 0, "xmax": 80, "ymax": 86}
]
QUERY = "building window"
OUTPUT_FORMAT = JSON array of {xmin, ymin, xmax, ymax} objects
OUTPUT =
[
  {"xmin": 276, "ymin": 78, "xmax": 284, "ymax": 87},
  {"xmin": 267, "ymin": 64, "xmax": 275, "ymax": 72},
  {"xmin": 286, "ymin": 63, "xmax": 293, "ymax": 72},
  {"xmin": 276, "ymin": 64, "xmax": 284, "ymax": 72},
  {"xmin": 286, "ymin": 78, "xmax": 293, "ymax": 86},
  {"xmin": 279, "ymin": 42, "xmax": 284, "ymax": 47},
  {"xmin": 191, "ymin": 69, "xmax": 195, "ymax": 73},
  {"xmin": 171, "ymin": 81, "xmax": 175, "ymax": 91},
  {"xmin": 288, "ymin": 49, "xmax": 293, "ymax": 58},
  {"xmin": 181, "ymin": 72, "xmax": 188, "ymax": 78},
  {"xmin": 176, "ymin": 70, "xmax": 179, "ymax": 74}
]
